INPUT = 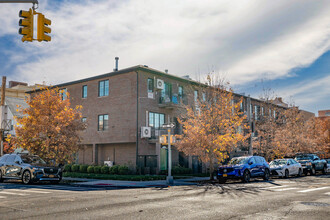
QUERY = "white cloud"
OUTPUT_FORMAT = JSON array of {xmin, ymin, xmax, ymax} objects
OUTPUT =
[
  {"xmin": 275, "ymin": 74, "xmax": 330, "ymax": 113},
  {"xmin": 0, "ymin": 1, "xmax": 329, "ymax": 96}
]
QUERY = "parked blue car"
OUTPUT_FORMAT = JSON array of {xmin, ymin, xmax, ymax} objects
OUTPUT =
[{"xmin": 217, "ymin": 156, "xmax": 270, "ymax": 183}]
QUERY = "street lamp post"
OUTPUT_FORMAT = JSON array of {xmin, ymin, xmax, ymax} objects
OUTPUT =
[{"xmin": 162, "ymin": 123, "xmax": 175, "ymax": 185}]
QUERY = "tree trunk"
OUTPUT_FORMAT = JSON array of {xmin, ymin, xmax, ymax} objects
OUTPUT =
[{"xmin": 209, "ymin": 158, "xmax": 214, "ymax": 180}]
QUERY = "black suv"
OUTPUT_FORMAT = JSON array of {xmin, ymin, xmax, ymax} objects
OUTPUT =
[{"xmin": 0, "ymin": 154, "xmax": 62, "ymax": 184}]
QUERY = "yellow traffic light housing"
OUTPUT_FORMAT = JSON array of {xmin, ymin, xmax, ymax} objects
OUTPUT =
[
  {"xmin": 19, "ymin": 9, "xmax": 34, "ymax": 42},
  {"xmin": 37, "ymin": 13, "xmax": 51, "ymax": 42}
]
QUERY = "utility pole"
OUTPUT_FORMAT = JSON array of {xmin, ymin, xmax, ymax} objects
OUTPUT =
[{"xmin": 0, "ymin": 76, "xmax": 6, "ymax": 156}]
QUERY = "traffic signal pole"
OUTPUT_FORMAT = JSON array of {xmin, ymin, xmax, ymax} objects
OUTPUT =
[
  {"xmin": 0, "ymin": 0, "xmax": 38, "ymax": 4},
  {"xmin": 0, "ymin": 76, "xmax": 6, "ymax": 156}
]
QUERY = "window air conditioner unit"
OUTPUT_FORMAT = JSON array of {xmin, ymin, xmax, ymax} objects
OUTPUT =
[
  {"xmin": 156, "ymin": 79, "xmax": 164, "ymax": 90},
  {"xmin": 141, "ymin": 126, "xmax": 151, "ymax": 138}
]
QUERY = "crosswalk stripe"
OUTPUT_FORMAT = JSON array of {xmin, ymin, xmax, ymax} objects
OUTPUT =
[
  {"xmin": 298, "ymin": 187, "xmax": 329, "ymax": 193},
  {"xmin": 8, "ymin": 189, "xmax": 51, "ymax": 194},
  {"xmin": 273, "ymin": 187, "xmax": 298, "ymax": 191},
  {"xmin": 262, "ymin": 185, "xmax": 289, "ymax": 189},
  {"xmin": 0, "ymin": 195, "xmax": 7, "ymax": 199},
  {"xmin": 325, "ymin": 192, "xmax": 330, "ymax": 195},
  {"xmin": 0, "ymin": 191, "xmax": 29, "ymax": 196}
]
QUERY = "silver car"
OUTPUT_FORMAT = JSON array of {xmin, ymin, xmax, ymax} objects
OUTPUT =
[
  {"xmin": 0, "ymin": 154, "xmax": 62, "ymax": 184},
  {"xmin": 270, "ymin": 158, "xmax": 303, "ymax": 178}
]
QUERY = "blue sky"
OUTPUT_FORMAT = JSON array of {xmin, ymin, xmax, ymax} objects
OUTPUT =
[{"xmin": 0, "ymin": 0, "xmax": 329, "ymax": 115}]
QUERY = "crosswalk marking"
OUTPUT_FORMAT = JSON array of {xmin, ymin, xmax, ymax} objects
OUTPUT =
[
  {"xmin": 273, "ymin": 187, "xmax": 298, "ymax": 191},
  {"xmin": 8, "ymin": 189, "xmax": 51, "ymax": 194},
  {"xmin": 0, "ymin": 195, "xmax": 7, "ymax": 199},
  {"xmin": 298, "ymin": 187, "xmax": 329, "ymax": 193},
  {"xmin": 0, "ymin": 191, "xmax": 29, "ymax": 196},
  {"xmin": 263, "ymin": 185, "xmax": 289, "ymax": 189},
  {"xmin": 325, "ymin": 192, "xmax": 330, "ymax": 195}
]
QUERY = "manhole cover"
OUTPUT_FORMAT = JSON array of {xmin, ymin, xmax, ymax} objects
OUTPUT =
[{"xmin": 301, "ymin": 202, "xmax": 330, "ymax": 207}]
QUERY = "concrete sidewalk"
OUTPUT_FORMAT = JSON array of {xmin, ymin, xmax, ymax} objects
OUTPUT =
[{"xmin": 63, "ymin": 176, "xmax": 210, "ymax": 188}]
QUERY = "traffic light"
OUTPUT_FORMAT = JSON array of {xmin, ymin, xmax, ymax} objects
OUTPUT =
[
  {"xmin": 37, "ymin": 13, "xmax": 51, "ymax": 42},
  {"xmin": 19, "ymin": 9, "xmax": 34, "ymax": 42}
]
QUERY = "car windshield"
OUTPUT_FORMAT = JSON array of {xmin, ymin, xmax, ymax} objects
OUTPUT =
[
  {"xmin": 295, "ymin": 155, "xmax": 313, "ymax": 160},
  {"xmin": 228, "ymin": 157, "xmax": 249, "ymax": 165},
  {"xmin": 21, "ymin": 155, "xmax": 46, "ymax": 165},
  {"xmin": 270, "ymin": 160, "xmax": 287, "ymax": 166}
]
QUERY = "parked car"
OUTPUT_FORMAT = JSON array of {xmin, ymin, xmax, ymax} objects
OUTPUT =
[
  {"xmin": 326, "ymin": 159, "xmax": 330, "ymax": 173},
  {"xmin": 269, "ymin": 158, "xmax": 302, "ymax": 178},
  {"xmin": 0, "ymin": 154, "xmax": 62, "ymax": 184},
  {"xmin": 217, "ymin": 156, "xmax": 270, "ymax": 183},
  {"xmin": 294, "ymin": 153, "xmax": 327, "ymax": 175}
]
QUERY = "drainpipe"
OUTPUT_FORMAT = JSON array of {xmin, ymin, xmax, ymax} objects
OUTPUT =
[{"xmin": 136, "ymin": 71, "xmax": 139, "ymax": 172}]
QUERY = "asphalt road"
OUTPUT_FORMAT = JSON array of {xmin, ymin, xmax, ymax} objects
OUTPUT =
[{"xmin": 0, "ymin": 175, "xmax": 329, "ymax": 220}]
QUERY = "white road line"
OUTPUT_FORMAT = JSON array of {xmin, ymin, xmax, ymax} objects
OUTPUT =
[
  {"xmin": 273, "ymin": 187, "xmax": 298, "ymax": 191},
  {"xmin": 0, "ymin": 191, "xmax": 29, "ymax": 196},
  {"xmin": 262, "ymin": 185, "xmax": 289, "ymax": 189},
  {"xmin": 0, "ymin": 195, "xmax": 7, "ymax": 199},
  {"xmin": 325, "ymin": 192, "xmax": 330, "ymax": 195},
  {"xmin": 298, "ymin": 187, "xmax": 330, "ymax": 193},
  {"xmin": 8, "ymin": 189, "xmax": 51, "ymax": 194}
]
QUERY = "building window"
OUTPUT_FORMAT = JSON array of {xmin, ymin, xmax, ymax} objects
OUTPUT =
[
  {"xmin": 261, "ymin": 107, "xmax": 264, "ymax": 116},
  {"xmin": 194, "ymin": 90, "xmax": 198, "ymax": 102},
  {"xmin": 273, "ymin": 110, "xmax": 276, "ymax": 118},
  {"xmin": 82, "ymin": 117, "xmax": 87, "ymax": 123},
  {"xmin": 202, "ymin": 92, "xmax": 206, "ymax": 102},
  {"xmin": 250, "ymin": 104, "xmax": 253, "ymax": 119},
  {"xmin": 160, "ymin": 82, "xmax": 172, "ymax": 103},
  {"xmin": 82, "ymin": 85, "xmax": 87, "ymax": 98},
  {"xmin": 147, "ymin": 78, "xmax": 154, "ymax": 93},
  {"xmin": 98, "ymin": 80, "xmax": 109, "ymax": 97},
  {"xmin": 149, "ymin": 112, "xmax": 165, "ymax": 129},
  {"xmin": 98, "ymin": 114, "xmax": 109, "ymax": 131},
  {"xmin": 178, "ymin": 86, "xmax": 183, "ymax": 99},
  {"xmin": 59, "ymin": 88, "xmax": 67, "ymax": 100},
  {"xmin": 240, "ymin": 101, "xmax": 244, "ymax": 111},
  {"xmin": 255, "ymin": 105, "xmax": 259, "ymax": 120}
]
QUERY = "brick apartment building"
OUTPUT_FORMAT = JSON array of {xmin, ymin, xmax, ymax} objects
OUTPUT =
[{"xmin": 46, "ymin": 64, "xmax": 300, "ymax": 174}]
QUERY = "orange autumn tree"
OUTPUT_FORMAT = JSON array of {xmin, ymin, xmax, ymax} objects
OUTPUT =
[
  {"xmin": 273, "ymin": 107, "xmax": 313, "ymax": 157},
  {"xmin": 304, "ymin": 117, "xmax": 330, "ymax": 158},
  {"xmin": 176, "ymin": 76, "xmax": 249, "ymax": 180},
  {"xmin": 254, "ymin": 89, "xmax": 282, "ymax": 161},
  {"xmin": 10, "ymin": 88, "xmax": 85, "ymax": 164}
]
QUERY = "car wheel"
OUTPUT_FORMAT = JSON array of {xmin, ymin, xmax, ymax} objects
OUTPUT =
[
  {"xmin": 322, "ymin": 166, "xmax": 327, "ymax": 175},
  {"xmin": 218, "ymin": 178, "xmax": 226, "ymax": 184},
  {"xmin": 303, "ymin": 170, "xmax": 308, "ymax": 176},
  {"xmin": 284, "ymin": 169, "xmax": 289, "ymax": 179},
  {"xmin": 263, "ymin": 169, "xmax": 270, "ymax": 181},
  {"xmin": 0, "ymin": 170, "xmax": 3, "ymax": 183},
  {"xmin": 297, "ymin": 169, "xmax": 302, "ymax": 177},
  {"xmin": 310, "ymin": 167, "xmax": 316, "ymax": 176},
  {"xmin": 242, "ymin": 170, "xmax": 250, "ymax": 183},
  {"xmin": 22, "ymin": 170, "xmax": 32, "ymax": 185}
]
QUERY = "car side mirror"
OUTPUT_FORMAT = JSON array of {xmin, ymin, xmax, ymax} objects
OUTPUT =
[
  {"xmin": 15, "ymin": 161, "xmax": 20, "ymax": 164},
  {"xmin": 249, "ymin": 161, "xmax": 253, "ymax": 165}
]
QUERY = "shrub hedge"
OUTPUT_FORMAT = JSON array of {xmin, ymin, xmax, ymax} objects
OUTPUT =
[
  {"xmin": 79, "ymin": 165, "xmax": 89, "ymax": 173},
  {"xmin": 87, "ymin": 166, "xmax": 94, "ymax": 173},
  {"xmin": 71, "ymin": 164, "xmax": 80, "ymax": 172},
  {"xmin": 64, "ymin": 164, "xmax": 72, "ymax": 172},
  {"xmin": 94, "ymin": 166, "xmax": 101, "ymax": 174},
  {"xmin": 101, "ymin": 166, "xmax": 109, "ymax": 174}
]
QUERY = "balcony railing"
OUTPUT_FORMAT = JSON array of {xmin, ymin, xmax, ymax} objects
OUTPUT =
[{"xmin": 158, "ymin": 94, "xmax": 188, "ymax": 108}]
